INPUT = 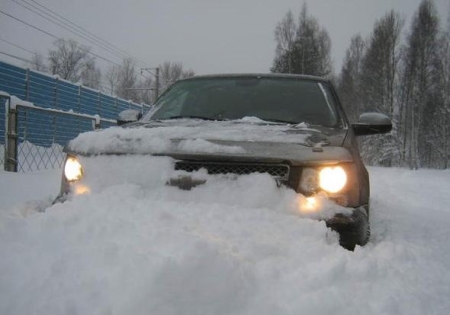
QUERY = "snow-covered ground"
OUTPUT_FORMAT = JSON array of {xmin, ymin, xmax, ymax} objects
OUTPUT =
[{"xmin": 0, "ymin": 165, "xmax": 449, "ymax": 315}]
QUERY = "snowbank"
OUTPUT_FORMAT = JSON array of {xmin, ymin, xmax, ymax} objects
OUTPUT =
[{"xmin": 0, "ymin": 166, "xmax": 449, "ymax": 314}]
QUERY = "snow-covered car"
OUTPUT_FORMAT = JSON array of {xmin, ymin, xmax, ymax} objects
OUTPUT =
[{"xmin": 58, "ymin": 74, "xmax": 391, "ymax": 250}]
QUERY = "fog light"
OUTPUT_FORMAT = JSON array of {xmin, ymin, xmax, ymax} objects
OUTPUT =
[
  {"xmin": 64, "ymin": 157, "xmax": 83, "ymax": 182},
  {"xmin": 74, "ymin": 184, "xmax": 90, "ymax": 195},
  {"xmin": 298, "ymin": 196, "xmax": 320, "ymax": 213}
]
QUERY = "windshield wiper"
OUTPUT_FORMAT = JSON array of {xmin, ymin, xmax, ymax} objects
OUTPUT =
[
  {"xmin": 259, "ymin": 118, "xmax": 300, "ymax": 124},
  {"xmin": 164, "ymin": 115, "xmax": 227, "ymax": 121}
]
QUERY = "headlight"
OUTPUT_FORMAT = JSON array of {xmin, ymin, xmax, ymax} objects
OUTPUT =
[
  {"xmin": 299, "ymin": 168, "xmax": 319, "ymax": 193},
  {"xmin": 300, "ymin": 166, "xmax": 347, "ymax": 194},
  {"xmin": 319, "ymin": 166, "xmax": 347, "ymax": 193},
  {"xmin": 64, "ymin": 157, "xmax": 83, "ymax": 181}
]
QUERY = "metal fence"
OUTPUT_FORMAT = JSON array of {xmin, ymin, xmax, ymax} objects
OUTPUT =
[
  {"xmin": 0, "ymin": 60, "xmax": 151, "ymax": 172},
  {"xmin": 0, "ymin": 61, "xmax": 150, "ymax": 119},
  {"xmin": 0, "ymin": 95, "xmax": 6, "ymax": 168},
  {"xmin": 3, "ymin": 95, "xmax": 116, "ymax": 172}
]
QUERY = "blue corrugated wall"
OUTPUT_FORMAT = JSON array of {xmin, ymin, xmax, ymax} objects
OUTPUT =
[{"xmin": 0, "ymin": 60, "xmax": 149, "ymax": 147}]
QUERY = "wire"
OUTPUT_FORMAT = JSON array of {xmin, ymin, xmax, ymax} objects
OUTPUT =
[
  {"xmin": 0, "ymin": 37, "xmax": 35, "ymax": 54},
  {"xmin": 0, "ymin": 9, "xmax": 58, "ymax": 39},
  {"xmin": 0, "ymin": 9, "xmax": 121, "ymax": 66},
  {"xmin": 28, "ymin": 0, "xmax": 147, "ymax": 66},
  {"xmin": 11, "ymin": 0, "xmax": 142, "ymax": 66},
  {"xmin": 23, "ymin": 0, "xmax": 148, "ymax": 67},
  {"xmin": 0, "ymin": 51, "xmax": 32, "ymax": 63}
]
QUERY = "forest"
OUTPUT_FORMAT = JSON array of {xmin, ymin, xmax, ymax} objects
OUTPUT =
[
  {"xmin": 272, "ymin": 0, "xmax": 449, "ymax": 169},
  {"xmin": 24, "ymin": 0, "xmax": 449, "ymax": 169}
]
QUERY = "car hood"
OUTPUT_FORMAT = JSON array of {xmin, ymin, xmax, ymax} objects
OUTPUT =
[{"xmin": 66, "ymin": 119, "xmax": 352, "ymax": 165}]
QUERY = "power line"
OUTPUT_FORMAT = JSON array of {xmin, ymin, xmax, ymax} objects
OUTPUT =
[
  {"xmin": 0, "ymin": 51, "xmax": 32, "ymax": 64},
  {"xmin": 0, "ymin": 37, "xmax": 35, "ymax": 55},
  {"xmin": 0, "ymin": 9, "xmax": 121, "ymax": 66},
  {"xmin": 28, "ymin": 0, "xmax": 148, "ymax": 66},
  {"xmin": 0, "ymin": 9, "xmax": 58, "ymax": 39},
  {"xmin": 11, "ymin": 0, "xmax": 143, "ymax": 66},
  {"xmin": 24, "ymin": 0, "xmax": 148, "ymax": 67}
]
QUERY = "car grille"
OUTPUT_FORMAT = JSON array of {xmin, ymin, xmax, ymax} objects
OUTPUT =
[{"xmin": 174, "ymin": 161, "xmax": 290, "ymax": 180}]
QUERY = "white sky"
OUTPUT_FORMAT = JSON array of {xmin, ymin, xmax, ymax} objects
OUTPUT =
[{"xmin": 0, "ymin": 0, "xmax": 449, "ymax": 78}]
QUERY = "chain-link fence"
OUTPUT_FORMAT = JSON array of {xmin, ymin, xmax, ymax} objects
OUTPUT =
[{"xmin": 4, "ymin": 98, "xmax": 116, "ymax": 172}]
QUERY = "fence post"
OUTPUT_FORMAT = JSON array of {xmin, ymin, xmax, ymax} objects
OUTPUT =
[
  {"xmin": 25, "ymin": 68, "xmax": 30, "ymax": 101},
  {"xmin": 98, "ymin": 91, "xmax": 101, "ymax": 116},
  {"xmin": 54, "ymin": 77, "xmax": 59, "ymax": 109},
  {"xmin": 5, "ymin": 98, "xmax": 18, "ymax": 172},
  {"xmin": 92, "ymin": 115, "xmax": 101, "ymax": 130}
]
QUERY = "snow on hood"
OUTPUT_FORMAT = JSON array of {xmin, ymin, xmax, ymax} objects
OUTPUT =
[{"xmin": 67, "ymin": 120, "xmax": 320, "ymax": 155}]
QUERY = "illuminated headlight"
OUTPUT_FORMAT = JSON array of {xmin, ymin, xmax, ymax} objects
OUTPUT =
[
  {"xmin": 64, "ymin": 157, "xmax": 83, "ymax": 182},
  {"xmin": 300, "ymin": 166, "xmax": 347, "ymax": 194},
  {"xmin": 319, "ymin": 166, "xmax": 347, "ymax": 193}
]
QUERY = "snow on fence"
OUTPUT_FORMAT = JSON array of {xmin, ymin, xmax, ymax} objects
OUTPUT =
[
  {"xmin": 0, "ymin": 60, "xmax": 151, "ymax": 172},
  {"xmin": 1, "ymin": 93, "xmax": 117, "ymax": 172},
  {"xmin": 0, "ymin": 61, "xmax": 150, "ymax": 120}
]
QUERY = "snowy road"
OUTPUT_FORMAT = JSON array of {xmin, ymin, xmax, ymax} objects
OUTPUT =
[{"xmin": 0, "ymin": 166, "xmax": 449, "ymax": 315}]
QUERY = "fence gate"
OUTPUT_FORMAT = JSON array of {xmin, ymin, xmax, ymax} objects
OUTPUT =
[{"xmin": 3, "ymin": 97, "xmax": 116, "ymax": 172}]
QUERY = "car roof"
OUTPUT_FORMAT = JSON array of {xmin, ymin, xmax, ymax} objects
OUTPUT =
[{"xmin": 180, "ymin": 73, "xmax": 330, "ymax": 83}]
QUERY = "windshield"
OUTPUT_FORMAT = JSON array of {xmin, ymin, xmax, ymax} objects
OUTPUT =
[{"xmin": 145, "ymin": 77, "xmax": 342, "ymax": 127}]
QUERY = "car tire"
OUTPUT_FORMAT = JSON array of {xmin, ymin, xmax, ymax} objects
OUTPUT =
[{"xmin": 326, "ymin": 206, "xmax": 370, "ymax": 251}]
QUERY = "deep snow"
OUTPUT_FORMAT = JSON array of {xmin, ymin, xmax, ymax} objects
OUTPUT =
[{"xmin": 0, "ymin": 165, "xmax": 449, "ymax": 315}]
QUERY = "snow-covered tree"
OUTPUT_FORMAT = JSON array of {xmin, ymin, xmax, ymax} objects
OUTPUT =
[
  {"xmin": 358, "ymin": 10, "xmax": 404, "ymax": 167},
  {"xmin": 338, "ymin": 34, "xmax": 365, "ymax": 123},
  {"xmin": 401, "ymin": 0, "xmax": 444, "ymax": 169},
  {"xmin": 271, "ymin": 3, "xmax": 332, "ymax": 77}
]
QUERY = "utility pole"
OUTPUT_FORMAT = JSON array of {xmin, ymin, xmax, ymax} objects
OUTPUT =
[
  {"xmin": 140, "ymin": 67, "xmax": 160, "ymax": 104},
  {"xmin": 154, "ymin": 67, "xmax": 160, "ymax": 103}
]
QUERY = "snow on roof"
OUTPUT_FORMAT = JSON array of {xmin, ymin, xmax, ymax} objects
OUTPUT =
[{"xmin": 182, "ymin": 73, "xmax": 329, "ymax": 82}]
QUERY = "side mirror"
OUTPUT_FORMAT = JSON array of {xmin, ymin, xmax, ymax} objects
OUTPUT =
[
  {"xmin": 352, "ymin": 112, "xmax": 392, "ymax": 136},
  {"xmin": 117, "ymin": 109, "xmax": 142, "ymax": 126}
]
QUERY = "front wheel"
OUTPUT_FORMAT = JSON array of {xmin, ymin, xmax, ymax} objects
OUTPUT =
[{"xmin": 326, "ymin": 206, "xmax": 370, "ymax": 251}]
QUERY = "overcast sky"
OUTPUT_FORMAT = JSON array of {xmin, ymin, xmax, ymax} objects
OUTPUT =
[{"xmin": 1, "ymin": 0, "xmax": 449, "ymax": 79}]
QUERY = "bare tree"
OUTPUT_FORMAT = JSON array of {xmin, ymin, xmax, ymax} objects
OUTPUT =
[
  {"xmin": 359, "ymin": 11, "xmax": 404, "ymax": 166},
  {"xmin": 401, "ymin": 0, "xmax": 443, "ymax": 169},
  {"xmin": 274, "ymin": 10, "xmax": 296, "ymax": 73},
  {"xmin": 159, "ymin": 61, "xmax": 195, "ymax": 92},
  {"xmin": 30, "ymin": 52, "xmax": 47, "ymax": 72},
  {"xmin": 181, "ymin": 68, "xmax": 195, "ymax": 79},
  {"xmin": 48, "ymin": 38, "xmax": 94, "ymax": 83},
  {"xmin": 80, "ymin": 59, "xmax": 101, "ymax": 90},
  {"xmin": 136, "ymin": 76, "xmax": 153, "ymax": 104},
  {"xmin": 116, "ymin": 58, "xmax": 139, "ymax": 102},
  {"xmin": 338, "ymin": 34, "xmax": 366, "ymax": 122},
  {"xmin": 438, "ymin": 8, "xmax": 450, "ymax": 168},
  {"xmin": 105, "ymin": 65, "xmax": 120, "ymax": 95}
]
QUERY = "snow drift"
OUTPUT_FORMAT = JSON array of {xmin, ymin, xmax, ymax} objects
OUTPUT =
[{"xmin": 0, "ymin": 166, "xmax": 449, "ymax": 315}]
